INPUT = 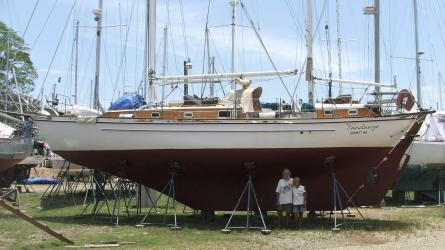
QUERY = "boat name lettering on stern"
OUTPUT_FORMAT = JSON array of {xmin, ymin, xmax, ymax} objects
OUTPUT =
[{"xmin": 346, "ymin": 124, "xmax": 380, "ymax": 135}]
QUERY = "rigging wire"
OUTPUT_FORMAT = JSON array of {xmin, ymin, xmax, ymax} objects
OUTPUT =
[
  {"xmin": 37, "ymin": 0, "xmax": 77, "ymax": 101},
  {"xmin": 22, "ymin": 0, "xmax": 40, "ymax": 38},
  {"xmin": 200, "ymin": 0, "xmax": 212, "ymax": 98},
  {"xmin": 31, "ymin": 0, "xmax": 60, "ymax": 50},
  {"xmin": 239, "ymin": 1, "xmax": 293, "ymax": 103},
  {"xmin": 111, "ymin": 0, "xmax": 137, "ymax": 102},
  {"xmin": 179, "ymin": 0, "xmax": 190, "ymax": 59}
]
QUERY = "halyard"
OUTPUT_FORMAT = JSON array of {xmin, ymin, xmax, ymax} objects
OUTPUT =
[{"xmin": 0, "ymin": 188, "xmax": 444, "ymax": 250}]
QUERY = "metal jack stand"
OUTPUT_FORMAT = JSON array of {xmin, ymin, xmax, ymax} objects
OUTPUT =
[
  {"xmin": 137, "ymin": 162, "xmax": 181, "ymax": 231},
  {"xmin": 222, "ymin": 162, "xmax": 270, "ymax": 235},
  {"xmin": 324, "ymin": 157, "xmax": 371, "ymax": 231},
  {"xmin": 81, "ymin": 171, "xmax": 114, "ymax": 218}
]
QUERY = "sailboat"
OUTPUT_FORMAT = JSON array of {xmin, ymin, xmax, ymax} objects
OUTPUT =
[
  {"xmin": 35, "ymin": 0, "xmax": 430, "ymax": 211},
  {"xmin": 0, "ymin": 120, "xmax": 33, "ymax": 187}
]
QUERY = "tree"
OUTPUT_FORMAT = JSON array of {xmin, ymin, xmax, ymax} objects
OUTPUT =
[{"xmin": 0, "ymin": 21, "xmax": 38, "ymax": 113}]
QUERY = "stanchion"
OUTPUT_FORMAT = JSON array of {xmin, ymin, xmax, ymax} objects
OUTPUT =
[
  {"xmin": 222, "ymin": 162, "xmax": 270, "ymax": 235},
  {"xmin": 324, "ymin": 156, "xmax": 371, "ymax": 231}
]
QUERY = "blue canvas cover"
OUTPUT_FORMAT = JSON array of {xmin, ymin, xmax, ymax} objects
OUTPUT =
[{"xmin": 109, "ymin": 94, "xmax": 146, "ymax": 110}]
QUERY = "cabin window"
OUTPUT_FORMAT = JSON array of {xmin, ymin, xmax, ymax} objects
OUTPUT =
[
  {"xmin": 348, "ymin": 109, "xmax": 358, "ymax": 116},
  {"xmin": 324, "ymin": 110, "xmax": 333, "ymax": 116},
  {"xmin": 183, "ymin": 112, "xmax": 194, "ymax": 118},
  {"xmin": 119, "ymin": 113, "xmax": 134, "ymax": 118},
  {"xmin": 218, "ymin": 110, "xmax": 231, "ymax": 118},
  {"xmin": 151, "ymin": 112, "xmax": 160, "ymax": 118}
]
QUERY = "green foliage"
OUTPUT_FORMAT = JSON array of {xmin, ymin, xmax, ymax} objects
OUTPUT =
[{"xmin": 0, "ymin": 21, "xmax": 37, "ymax": 95}]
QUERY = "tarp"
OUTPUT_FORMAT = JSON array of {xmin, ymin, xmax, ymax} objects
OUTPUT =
[
  {"xmin": 417, "ymin": 112, "xmax": 445, "ymax": 141},
  {"xmin": 22, "ymin": 177, "xmax": 58, "ymax": 185},
  {"xmin": 0, "ymin": 122, "xmax": 15, "ymax": 139},
  {"xmin": 61, "ymin": 105, "xmax": 101, "ymax": 117},
  {"xmin": 109, "ymin": 94, "xmax": 146, "ymax": 110}
]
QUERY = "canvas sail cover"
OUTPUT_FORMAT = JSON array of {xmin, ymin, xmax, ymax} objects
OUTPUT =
[
  {"xmin": 221, "ymin": 87, "xmax": 262, "ymax": 113},
  {"xmin": 418, "ymin": 112, "xmax": 445, "ymax": 142}
]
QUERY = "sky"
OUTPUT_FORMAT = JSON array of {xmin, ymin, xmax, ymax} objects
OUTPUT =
[{"xmin": 1, "ymin": 0, "xmax": 445, "ymax": 110}]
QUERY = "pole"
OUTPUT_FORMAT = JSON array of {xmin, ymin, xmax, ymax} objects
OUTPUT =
[
  {"xmin": 374, "ymin": 0, "xmax": 380, "ymax": 101},
  {"xmin": 439, "ymin": 72, "xmax": 444, "ymax": 110},
  {"xmin": 206, "ymin": 28, "xmax": 214, "ymax": 98},
  {"xmin": 230, "ymin": 0, "xmax": 237, "ymax": 77},
  {"xmin": 413, "ymin": 0, "xmax": 422, "ymax": 108},
  {"xmin": 230, "ymin": 0, "xmax": 238, "ymax": 118},
  {"xmin": 306, "ymin": 0, "xmax": 314, "ymax": 106},
  {"xmin": 161, "ymin": 26, "xmax": 168, "ymax": 106},
  {"xmin": 4, "ymin": 33, "xmax": 10, "ymax": 111},
  {"xmin": 147, "ymin": 0, "xmax": 157, "ymax": 105},
  {"xmin": 183, "ymin": 61, "xmax": 189, "ymax": 96},
  {"xmin": 74, "ymin": 21, "xmax": 79, "ymax": 105},
  {"xmin": 93, "ymin": 0, "xmax": 103, "ymax": 110},
  {"xmin": 335, "ymin": 0, "xmax": 343, "ymax": 95},
  {"xmin": 325, "ymin": 24, "xmax": 333, "ymax": 98}
]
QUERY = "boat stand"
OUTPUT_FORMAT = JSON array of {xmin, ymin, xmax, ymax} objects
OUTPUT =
[
  {"xmin": 111, "ymin": 178, "xmax": 137, "ymax": 227},
  {"xmin": 0, "ymin": 187, "xmax": 20, "ymax": 210},
  {"xmin": 222, "ymin": 162, "xmax": 270, "ymax": 235},
  {"xmin": 81, "ymin": 171, "xmax": 114, "ymax": 218},
  {"xmin": 42, "ymin": 160, "xmax": 73, "ymax": 200},
  {"xmin": 137, "ymin": 162, "xmax": 181, "ymax": 231},
  {"xmin": 324, "ymin": 157, "xmax": 371, "ymax": 231}
]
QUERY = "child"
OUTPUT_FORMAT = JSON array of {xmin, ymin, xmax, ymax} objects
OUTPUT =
[{"xmin": 292, "ymin": 177, "xmax": 306, "ymax": 229}]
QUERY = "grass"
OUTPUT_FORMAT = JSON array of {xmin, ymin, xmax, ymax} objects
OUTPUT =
[{"xmin": 0, "ymin": 186, "xmax": 444, "ymax": 249}]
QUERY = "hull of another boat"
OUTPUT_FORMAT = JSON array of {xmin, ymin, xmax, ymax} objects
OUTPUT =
[
  {"xmin": 0, "ymin": 138, "xmax": 34, "ymax": 172},
  {"xmin": 408, "ymin": 141, "xmax": 445, "ymax": 165},
  {"xmin": 35, "ymin": 115, "xmax": 424, "ymax": 211}
]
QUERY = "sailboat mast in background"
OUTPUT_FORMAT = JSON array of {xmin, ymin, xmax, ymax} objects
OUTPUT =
[{"xmin": 93, "ymin": 0, "xmax": 103, "ymax": 110}]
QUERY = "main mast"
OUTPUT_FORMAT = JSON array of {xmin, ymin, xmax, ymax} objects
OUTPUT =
[
  {"xmin": 306, "ymin": 0, "xmax": 314, "ymax": 106},
  {"xmin": 374, "ymin": 0, "xmax": 380, "ymax": 99},
  {"xmin": 413, "ymin": 0, "xmax": 422, "ymax": 108},
  {"xmin": 147, "ymin": 0, "xmax": 157, "ymax": 104},
  {"xmin": 93, "ymin": 0, "xmax": 103, "ymax": 110}
]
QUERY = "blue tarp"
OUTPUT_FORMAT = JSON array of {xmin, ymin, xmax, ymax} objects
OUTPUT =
[
  {"xmin": 109, "ymin": 94, "xmax": 146, "ymax": 110},
  {"xmin": 22, "ymin": 177, "xmax": 58, "ymax": 185}
]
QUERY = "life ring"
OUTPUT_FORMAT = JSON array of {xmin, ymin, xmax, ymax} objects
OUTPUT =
[{"xmin": 395, "ymin": 89, "xmax": 415, "ymax": 111}]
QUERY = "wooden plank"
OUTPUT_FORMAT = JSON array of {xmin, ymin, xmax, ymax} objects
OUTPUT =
[{"xmin": 0, "ymin": 198, "xmax": 74, "ymax": 244}]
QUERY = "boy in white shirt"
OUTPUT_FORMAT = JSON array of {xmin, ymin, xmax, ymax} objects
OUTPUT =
[
  {"xmin": 275, "ymin": 169, "xmax": 293, "ymax": 228},
  {"xmin": 292, "ymin": 177, "xmax": 306, "ymax": 229}
]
